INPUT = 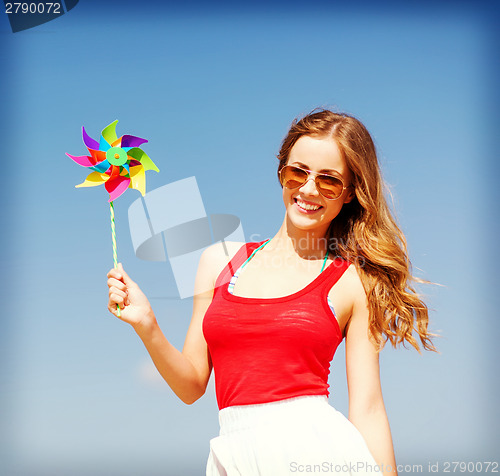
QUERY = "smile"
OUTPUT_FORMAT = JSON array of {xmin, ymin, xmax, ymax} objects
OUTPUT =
[{"xmin": 294, "ymin": 198, "xmax": 323, "ymax": 212}]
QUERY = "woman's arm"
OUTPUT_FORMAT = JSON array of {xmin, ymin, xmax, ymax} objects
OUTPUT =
[
  {"xmin": 107, "ymin": 242, "xmax": 237, "ymax": 405},
  {"xmin": 344, "ymin": 267, "xmax": 398, "ymax": 474}
]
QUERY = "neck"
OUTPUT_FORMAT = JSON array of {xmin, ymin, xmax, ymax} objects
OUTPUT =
[{"xmin": 267, "ymin": 214, "xmax": 330, "ymax": 260}]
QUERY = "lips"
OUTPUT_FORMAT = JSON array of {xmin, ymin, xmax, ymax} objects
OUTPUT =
[{"xmin": 294, "ymin": 198, "xmax": 323, "ymax": 213}]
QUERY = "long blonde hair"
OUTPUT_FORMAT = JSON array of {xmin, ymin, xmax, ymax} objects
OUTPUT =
[{"xmin": 277, "ymin": 109, "xmax": 437, "ymax": 352}]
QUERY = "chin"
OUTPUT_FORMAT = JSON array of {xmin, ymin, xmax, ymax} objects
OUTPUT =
[{"xmin": 287, "ymin": 211, "xmax": 327, "ymax": 232}]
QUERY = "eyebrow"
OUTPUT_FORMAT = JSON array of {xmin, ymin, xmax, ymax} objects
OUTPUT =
[{"xmin": 289, "ymin": 161, "xmax": 341, "ymax": 176}]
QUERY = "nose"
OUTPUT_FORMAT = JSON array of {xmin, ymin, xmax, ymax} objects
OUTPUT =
[{"xmin": 299, "ymin": 177, "xmax": 320, "ymax": 196}]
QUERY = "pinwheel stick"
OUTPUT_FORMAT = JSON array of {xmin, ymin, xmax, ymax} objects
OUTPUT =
[{"xmin": 109, "ymin": 201, "xmax": 121, "ymax": 317}]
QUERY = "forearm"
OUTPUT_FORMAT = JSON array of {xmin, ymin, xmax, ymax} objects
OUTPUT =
[
  {"xmin": 349, "ymin": 409, "xmax": 398, "ymax": 474},
  {"xmin": 135, "ymin": 320, "xmax": 205, "ymax": 404}
]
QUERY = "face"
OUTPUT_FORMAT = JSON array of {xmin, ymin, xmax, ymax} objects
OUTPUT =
[{"xmin": 281, "ymin": 135, "xmax": 354, "ymax": 236}]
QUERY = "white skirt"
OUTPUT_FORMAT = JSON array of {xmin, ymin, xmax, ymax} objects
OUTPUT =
[{"xmin": 206, "ymin": 395, "xmax": 382, "ymax": 475}]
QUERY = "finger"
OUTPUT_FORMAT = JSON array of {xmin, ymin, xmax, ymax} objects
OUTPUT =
[
  {"xmin": 109, "ymin": 291, "xmax": 125, "ymax": 307},
  {"xmin": 107, "ymin": 277, "xmax": 126, "ymax": 291},
  {"xmin": 109, "ymin": 286, "xmax": 127, "ymax": 301},
  {"xmin": 118, "ymin": 263, "xmax": 134, "ymax": 286},
  {"xmin": 107, "ymin": 268, "xmax": 122, "ymax": 280}
]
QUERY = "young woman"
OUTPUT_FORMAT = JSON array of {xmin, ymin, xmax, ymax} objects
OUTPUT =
[{"xmin": 107, "ymin": 109, "xmax": 436, "ymax": 475}]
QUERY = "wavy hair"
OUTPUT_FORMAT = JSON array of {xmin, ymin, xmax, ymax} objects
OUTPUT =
[{"xmin": 277, "ymin": 109, "xmax": 437, "ymax": 352}]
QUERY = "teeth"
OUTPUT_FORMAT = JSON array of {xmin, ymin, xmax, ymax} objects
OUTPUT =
[{"xmin": 296, "ymin": 199, "xmax": 321, "ymax": 211}]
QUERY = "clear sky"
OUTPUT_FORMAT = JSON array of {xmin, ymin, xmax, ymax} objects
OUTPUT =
[{"xmin": 1, "ymin": 1, "xmax": 498, "ymax": 475}]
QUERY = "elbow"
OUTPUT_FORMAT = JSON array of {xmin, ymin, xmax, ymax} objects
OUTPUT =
[
  {"xmin": 184, "ymin": 398, "xmax": 200, "ymax": 405},
  {"xmin": 180, "ymin": 382, "xmax": 207, "ymax": 405},
  {"xmin": 349, "ymin": 396, "xmax": 387, "ymax": 421},
  {"xmin": 350, "ymin": 404, "xmax": 387, "ymax": 423},
  {"xmin": 182, "ymin": 394, "xmax": 202, "ymax": 405}
]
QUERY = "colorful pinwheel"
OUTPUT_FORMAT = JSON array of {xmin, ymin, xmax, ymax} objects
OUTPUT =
[
  {"xmin": 66, "ymin": 121, "xmax": 159, "ymax": 316},
  {"xmin": 66, "ymin": 120, "xmax": 159, "ymax": 202}
]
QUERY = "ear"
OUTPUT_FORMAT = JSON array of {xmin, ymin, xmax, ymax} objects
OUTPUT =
[{"xmin": 343, "ymin": 186, "xmax": 356, "ymax": 204}]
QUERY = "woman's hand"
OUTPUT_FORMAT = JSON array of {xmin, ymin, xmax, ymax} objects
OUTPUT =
[{"xmin": 107, "ymin": 263, "xmax": 156, "ymax": 333}]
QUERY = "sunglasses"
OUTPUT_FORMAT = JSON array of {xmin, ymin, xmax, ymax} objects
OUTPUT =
[{"xmin": 279, "ymin": 165, "xmax": 349, "ymax": 200}]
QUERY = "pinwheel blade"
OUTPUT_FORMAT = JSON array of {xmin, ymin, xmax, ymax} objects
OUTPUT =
[
  {"xmin": 90, "ymin": 159, "xmax": 111, "ymax": 174},
  {"xmin": 129, "ymin": 164, "xmax": 146, "ymax": 196},
  {"xmin": 121, "ymin": 163, "xmax": 130, "ymax": 175},
  {"xmin": 109, "ymin": 165, "xmax": 122, "ymax": 179},
  {"xmin": 82, "ymin": 127, "xmax": 100, "ymax": 150},
  {"xmin": 121, "ymin": 135, "xmax": 148, "ymax": 148},
  {"xmin": 108, "ymin": 164, "xmax": 129, "ymax": 179},
  {"xmin": 99, "ymin": 135, "xmax": 111, "ymax": 152},
  {"xmin": 126, "ymin": 148, "xmax": 159, "ymax": 173},
  {"xmin": 66, "ymin": 153, "xmax": 96, "ymax": 168},
  {"xmin": 101, "ymin": 120, "xmax": 119, "ymax": 146},
  {"xmin": 86, "ymin": 147, "xmax": 107, "ymax": 164},
  {"xmin": 75, "ymin": 171, "xmax": 108, "ymax": 188},
  {"xmin": 111, "ymin": 137, "xmax": 123, "ymax": 148},
  {"xmin": 105, "ymin": 175, "xmax": 130, "ymax": 202}
]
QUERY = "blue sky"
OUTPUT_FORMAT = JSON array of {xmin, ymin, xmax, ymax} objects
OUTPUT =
[{"xmin": 1, "ymin": 1, "xmax": 498, "ymax": 475}]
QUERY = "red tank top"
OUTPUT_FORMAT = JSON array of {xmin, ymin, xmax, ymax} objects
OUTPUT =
[{"xmin": 202, "ymin": 240, "xmax": 351, "ymax": 410}]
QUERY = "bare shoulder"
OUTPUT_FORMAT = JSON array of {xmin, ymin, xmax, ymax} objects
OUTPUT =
[
  {"xmin": 329, "ymin": 263, "xmax": 368, "ymax": 335},
  {"xmin": 341, "ymin": 264, "xmax": 377, "ymax": 345},
  {"xmin": 337, "ymin": 263, "xmax": 367, "ymax": 303},
  {"xmin": 198, "ymin": 241, "xmax": 246, "ymax": 286},
  {"xmin": 202, "ymin": 241, "xmax": 246, "ymax": 267}
]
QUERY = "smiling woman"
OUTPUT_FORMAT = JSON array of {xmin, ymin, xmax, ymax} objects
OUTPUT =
[
  {"xmin": 107, "ymin": 108, "xmax": 437, "ymax": 476},
  {"xmin": 279, "ymin": 134, "xmax": 355, "ymax": 240},
  {"xmin": 276, "ymin": 110, "xmax": 437, "ymax": 352}
]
